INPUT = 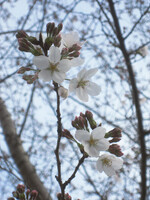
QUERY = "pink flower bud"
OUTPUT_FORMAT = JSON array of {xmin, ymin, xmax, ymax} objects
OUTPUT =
[
  {"xmin": 16, "ymin": 30, "xmax": 28, "ymax": 38},
  {"xmin": 109, "ymin": 137, "xmax": 121, "ymax": 143},
  {"xmin": 17, "ymin": 184, "xmax": 25, "ymax": 193},
  {"xmin": 30, "ymin": 190, "xmax": 38, "ymax": 200},
  {"xmin": 105, "ymin": 128, "xmax": 122, "ymax": 138},
  {"xmin": 65, "ymin": 193, "xmax": 72, "ymax": 200},
  {"xmin": 109, "ymin": 144, "xmax": 123, "ymax": 157},
  {"xmin": 62, "ymin": 129, "xmax": 74, "ymax": 139}
]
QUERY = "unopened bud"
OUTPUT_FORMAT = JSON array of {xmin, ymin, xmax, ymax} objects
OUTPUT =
[
  {"xmin": 105, "ymin": 128, "xmax": 122, "ymax": 138},
  {"xmin": 109, "ymin": 137, "xmax": 121, "ymax": 143},
  {"xmin": 27, "ymin": 36, "xmax": 40, "ymax": 45},
  {"xmin": 17, "ymin": 184, "xmax": 25, "ymax": 193},
  {"xmin": 30, "ymin": 190, "xmax": 38, "ymax": 200},
  {"xmin": 58, "ymin": 86, "xmax": 68, "ymax": 99},
  {"xmin": 65, "ymin": 193, "xmax": 72, "ymax": 200},
  {"xmin": 85, "ymin": 110, "xmax": 97, "ymax": 129},
  {"xmin": 54, "ymin": 35, "xmax": 62, "ymax": 47},
  {"xmin": 12, "ymin": 191, "xmax": 19, "ymax": 198},
  {"xmin": 85, "ymin": 110, "xmax": 93, "ymax": 119},
  {"xmin": 52, "ymin": 27, "xmax": 58, "ymax": 36},
  {"xmin": 26, "ymin": 189, "xmax": 30, "ymax": 199},
  {"xmin": 69, "ymin": 51, "xmax": 80, "ymax": 58},
  {"xmin": 78, "ymin": 116, "xmax": 85, "ymax": 129},
  {"xmin": 72, "ymin": 120, "xmax": 79, "ymax": 130},
  {"xmin": 109, "ymin": 144, "xmax": 123, "ymax": 157},
  {"xmin": 61, "ymin": 48, "xmax": 68, "ymax": 56},
  {"xmin": 17, "ymin": 67, "xmax": 31, "ymax": 74},
  {"xmin": 16, "ymin": 30, "xmax": 28, "ymax": 39},
  {"xmin": 47, "ymin": 22, "xmax": 55, "ymax": 36},
  {"xmin": 69, "ymin": 44, "xmax": 81, "ymax": 52},
  {"xmin": 7, "ymin": 198, "xmax": 15, "ymax": 200},
  {"xmin": 57, "ymin": 23, "xmax": 63, "ymax": 33},
  {"xmin": 62, "ymin": 129, "xmax": 74, "ymax": 139}
]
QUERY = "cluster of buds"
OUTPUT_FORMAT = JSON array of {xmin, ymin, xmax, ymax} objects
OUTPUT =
[
  {"xmin": 61, "ymin": 44, "xmax": 81, "ymax": 59},
  {"xmin": 72, "ymin": 112, "xmax": 88, "ymax": 130},
  {"xmin": 16, "ymin": 37, "xmax": 42, "ymax": 56},
  {"xmin": 57, "ymin": 193, "xmax": 72, "ymax": 200},
  {"xmin": 16, "ymin": 22, "xmax": 64, "ymax": 84},
  {"xmin": 105, "ymin": 128, "xmax": 123, "ymax": 157},
  {"xmin": 7, "ymin": 184, "xmax": 38, "ymax": 200},
  {"xmin": 72, "ymin": 110, "xmax": 97, "ymax": 131},
  {"xmin": 45, "ymin": 22, "xmax": 63, "ymax": 50}
]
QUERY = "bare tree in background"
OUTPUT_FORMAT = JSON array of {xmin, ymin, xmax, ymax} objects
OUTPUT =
[{"xmin": 0, "ymin": 0, "xmax": 150, "ymax": 199}]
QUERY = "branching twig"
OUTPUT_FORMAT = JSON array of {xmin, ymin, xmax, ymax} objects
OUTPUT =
[{"xmin": 63, "ymin": 154, "xmax": 88, "ymax": 188}]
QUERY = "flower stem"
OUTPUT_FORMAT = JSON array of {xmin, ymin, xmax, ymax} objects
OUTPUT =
[{"xmin": 53, "ymin": 81, "xmax": 65, "ymax": 200}]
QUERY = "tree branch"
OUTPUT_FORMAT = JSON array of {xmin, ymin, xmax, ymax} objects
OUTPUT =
[
  {"xmin": 106, "ymin": 0, "xmax": 147, "ymax": 199},
  {"xmin": 0, "ymin": 97, "xmax": 52, "ymax": 200}
]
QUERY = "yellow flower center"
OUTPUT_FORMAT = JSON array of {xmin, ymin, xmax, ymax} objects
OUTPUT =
[
  {"xmin": 77, "ymin": 80, "xmax": 89, "ymax": 88},
  {"xmin": 88, "ymin": 136, "xmax": 98, "ymax": 146},
  {"xmin": 101, "ymin": 158, "xmax": 112, "ymax": 167},
  {"xmin": 47, "ymin": 62, "xmax": 59, "ymax": 72}
]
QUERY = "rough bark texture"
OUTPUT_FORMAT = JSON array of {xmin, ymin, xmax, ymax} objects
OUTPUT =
[{"xmin": 0, "ymin": 97, "xmax": 52, "ymax": 200}]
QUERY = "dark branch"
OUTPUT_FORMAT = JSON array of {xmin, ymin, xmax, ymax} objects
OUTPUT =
[
  {"xmin": 0, "ymin": 97, "xmax": 52, "ymax": 200},
  {"xmin": 106, "ymin": 0, "xmax": 147, "ymax": 199}
]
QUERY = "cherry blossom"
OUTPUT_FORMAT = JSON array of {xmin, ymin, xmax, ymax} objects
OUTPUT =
[
  {"xmin": 61, "ymin": 31, "xmax": 84, "ymax": 67},
  {"xmin": 69, "ymin": 68, "xmax": 101, "ymax": 102},
  {"xmin": 33, "ymin": 46, "xmax": 71, "ymax": 83},
  {"xmin": 96, "ymin": 154, "xmax": 123, "ymax": 176},
  {"xmin": 61, "ymin": 31, "xmax": 81, "ymax": 48},
  {"xmin": 75, "ymin": 127, "xmax": 109, "ymax": 157},
  {"xmin": 138, "ymin": 46, "xmax": 149, "ymax": 57}
]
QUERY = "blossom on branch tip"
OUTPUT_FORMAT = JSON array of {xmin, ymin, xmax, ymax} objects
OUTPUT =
[
  {"xmin": 75, "ymin": 127, "xmax": 109, "ymax": 157},
  {"xmin": 61, "ymin": 31, "xmax": 81, "ymax": 48},
  {"xmin": 69, "ymin": 68, "xmax": 101, "ymax": 102},
  {"xmin": 61, "ymin": 31, "xmax": 84, "ymax": 66},
  {"xmin": 33, "ymin": 46, "xmax": 71, "ymax": 83},
  {"xmin": 96, "ymin": 154, "xmax": 123, "ymax": 176}
]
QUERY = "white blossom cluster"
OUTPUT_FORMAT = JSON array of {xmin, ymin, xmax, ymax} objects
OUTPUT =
[
  {"xmin": 33, "ymin": 32, "xmax": 101, "ymax": 102},
  {"xmin": 75, "ymin": 127, "xmax": 123, "ymax": 176}
]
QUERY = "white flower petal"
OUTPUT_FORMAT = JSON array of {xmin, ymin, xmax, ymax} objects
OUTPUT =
[
  {"xmin": 96, "ymin": 159, "xmax": 103, "ymax": 173},
  {"xmin": 76, "ymin": 87, "xmax": 89, "ymax": 102},
  {"xmin": 69, "ymin": 78, "xmax": 78, "ymax": 93},
  {"xmin": 49, "ymin": 46, "xmax": 61, "ymax": 64},
  {"xmin": 112, "ymin": 157, "xmax": 123, "ymax": 170},
  {"xmin": 58, "ymin": 59, "xmax": 71, "ymax": 72},
  {"xmin": 84, "ymin": 144, "xmax": 99, "ymax": 157},
  {"xmin": 75, "ymin": 130, "xmax": 90, "ymax": 142},
  {"xmin": 70, "ymin": 57, "xmax": 84, "ymax": 67},
  {"xmin": 92, "ymin": 127, "xmax": 106, "ymax": 139},
  {"xmin": 33, "ymin": 56, "xmax": 50, "ymax": 69},
  {"xmin": 97, "ymin": 154, "xmax": 123, "ymax": 176},
  {"xmin": 62, "ymin": 32, "xmax": 80, "ymax": 47},
  {"xmin": 95, "ymin": 139, "xmax": 110, "ymax": 151},
  {"xmin": 104, "ymin": 166, "xmax": 116, "ymax": 176},
  {"xmin": 38, "ymin": 70, "xmax": 52, "ymax": 82},
  {"xmin": 86, "ymin": 82, "xmax": 101, "ymax": 96},
  {"xmin": 84, "ymin": 68, "xmax": 98, "ymax": 79},
  {"xmin": 52, "ymin": 71, "xmax": 66, "ymax": 84},
  {"xmin": 77, "ymin": 69, "xmax": 86, "ymax": 80}
]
